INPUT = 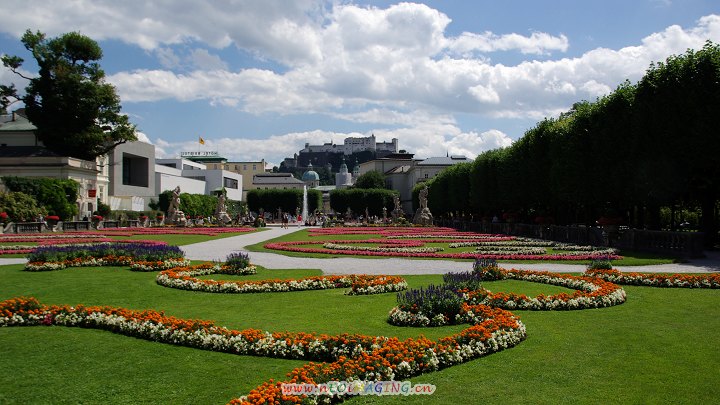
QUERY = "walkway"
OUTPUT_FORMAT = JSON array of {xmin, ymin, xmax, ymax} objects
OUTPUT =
[{"xmin": 180, "ymin": 227, "xmax": 720, "ymax": 275}]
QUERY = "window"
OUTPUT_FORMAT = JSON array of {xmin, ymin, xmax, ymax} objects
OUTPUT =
[
  {"xmin": 122, "ymin": 153, "xmax": 149, "ymax": 187},
  {"xmin": 224, "ymin": 177, "xmax": 239, "ymax": 189},
  {"xmin": 99, "ymin": 186, "xmax": 104, "ymax": 200},
  {"xmin": 243, "ymin": 165, "xmax": 247, "ymax": 170},
  {"xmin": 424, "ymin": 173, "xmax": 429, "ymax": 179},
  {"xmin": 235, "ymin": 165, "xmax": 239, "ymax": 170},
  {"xmin": 252, "ymin": 164, "xmax": 257, "ymax": 170}
]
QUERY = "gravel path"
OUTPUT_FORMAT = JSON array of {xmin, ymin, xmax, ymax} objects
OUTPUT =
[{"xmin": 179, "ymin": 227, "xmax": 720, "ymax": 275}]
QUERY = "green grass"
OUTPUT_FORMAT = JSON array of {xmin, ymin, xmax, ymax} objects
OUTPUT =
[
  {"xmin": 246, "ymin": 229, "xmax": 677, "ymax": 265},
  {"xmin": 1, "ymin": 257, "xmax": 719, "ymax": 404}
]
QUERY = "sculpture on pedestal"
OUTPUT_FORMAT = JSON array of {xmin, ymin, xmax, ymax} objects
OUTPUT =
[
  {"xmin": 412, "ymin": 186, "xmax": 434, "ymax": 226},
  {"xmin": 215, "ymin": 192, "xmax": 232, "ymax": 226}
]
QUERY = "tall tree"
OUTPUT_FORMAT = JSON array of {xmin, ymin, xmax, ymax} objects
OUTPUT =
[
  {"xmin": 354, "ymin": 170, "xmax": 386, "ymax": 189},
  {"xmin": 1, "ymin": 30, "xmax": 137, "ymax": 160}
]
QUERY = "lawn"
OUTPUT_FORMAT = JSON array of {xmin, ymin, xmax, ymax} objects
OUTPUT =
[
  {"xmin": 246, "ymin": 228, "xmax": 677, "ymax": 266},
  {"xmin": 1, "ymin": 257, "xmax": 719, "ymax": 404}
]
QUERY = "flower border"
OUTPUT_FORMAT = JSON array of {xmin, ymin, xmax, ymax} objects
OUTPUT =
[
  {"xmin": 0, "ymin": 296, "xmax": 525, "ymax": 405},
  {"xmin": 155, "ymin": 263, "xmax": 408, "ymax": 295},
  {"xmin": 266, "ymin": 239, "xmax": 621, "ymax": 261},
  {"xmin": 585, "ymin": 269, "xmax": 720, "ymax": 288}
]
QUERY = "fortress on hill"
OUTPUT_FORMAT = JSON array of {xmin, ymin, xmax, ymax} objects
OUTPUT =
[{"xmin": 281, "ymin": 134, "xmax": 400, "ymax": 171}]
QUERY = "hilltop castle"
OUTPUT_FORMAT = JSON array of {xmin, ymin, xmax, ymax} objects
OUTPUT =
[{"xmin": 281, "ymin": 134, "xmax": 399, "ymax": 171}]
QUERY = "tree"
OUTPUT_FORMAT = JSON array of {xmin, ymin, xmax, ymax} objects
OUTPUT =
[
  {"xmin": 354, "ymin": 170, "xmax": 386, "ymax": 189},
  {"xmin": 1, "ymin": 176, "xmax": 78, "ymax": 220},
  {"xmin": 0, "ymin": 191, "xmax": 46, "ymax": 222},
  {"xmin": 1, "ymin": 30, "xmax": 137, "ymax": 161}
]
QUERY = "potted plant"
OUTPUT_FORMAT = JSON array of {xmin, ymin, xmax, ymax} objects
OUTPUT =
[{"xmin": 45, "ymin": 215, "xmax": 60, "ymax": 227}]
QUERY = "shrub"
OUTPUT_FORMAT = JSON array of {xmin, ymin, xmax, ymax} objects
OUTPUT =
[
  {"xmin": 472, "ymin": 258, "xmax": 504, "ymax": 280},
  {"xmin": 0, "ymin": 191, "xmax": 46, "ymax": 222},
  {"xmin": 225, "ymin": 252, "xmax": 250, "ymax": 270},
  {"xmin": 443, "ymin": 271, "xmax": 483, "ymax": 291},
  {"xmin": 588, "ymin": 257, "xmax": 614, "ymax": 270},
  {"xmin": 1, "ymin": 177, "xmax": 78, "ymax": 220},
  {"xmin": 396, "ymin": 284, "xmax": 464, "ymax": 323}
]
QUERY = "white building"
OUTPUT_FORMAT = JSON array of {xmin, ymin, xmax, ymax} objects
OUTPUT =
[
  {"xmin": 155, "ymin": 158, "xmax": 242, "ymax": 201},
  {"xmin": 359, "ymin": 155, "xmax": 472, "ymax": 213},
  {"xmin": 107, "ymin": 141, "xmax": 156, "ymax": 212},
  {"xmin": 335, "ymin": 160, "xmax": 353, "ymax": 188},
  {"xmin": 0, "ymin": 110, "xmax": 111, "ymax": 218},
  {"xmin": 252, "ymin": 173, "xmax": 305, "ymax": 190},
  {"xmin": 0, "ymin": 109, "xmax": 244, "ymax": 219}
]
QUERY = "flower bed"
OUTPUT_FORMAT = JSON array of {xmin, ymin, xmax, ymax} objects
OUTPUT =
[
  {"xmin": 322, "ymin": 242, "xmax": 445, "ymax": 254},
  {"xmin": 0, "ymin": 295, "xmax": 525, "ymax": 405},
  {"xmin": 66, "ymin": 227, "xmax": 256, "ymax": 237},
  {"xmin": 155, "ymin": 263, "xmax": 407, "ymax": 295},
  {"xmin": 388, "ymin": 268, "xmax": 626, "ymax": 326},
  {"xmin": 466, "ymin": 268, "xmax": 627, "ymax": 310},
  {"xmin": 266, "ymin": 240, "xmax": 621, "ymax": 261},
  {"xmin": 0, "ymin": 239, "xmax": 168, "ymax": 256},
  {"xmin": 585, "ymin": 269, "xmax": 720, "ymax": 288},
  {"xmin": 25, "ymin": 242, "xmax": 186, "ymax": 272}
]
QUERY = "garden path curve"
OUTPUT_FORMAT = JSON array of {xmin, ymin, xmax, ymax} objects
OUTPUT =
[{"xmin": 179, "ymin": 227, "xmax": 720, "ymax": 275}]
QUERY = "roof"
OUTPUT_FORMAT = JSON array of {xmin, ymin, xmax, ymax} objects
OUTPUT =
[
  {"xmin": 0, "ymin": 112, "xmax": 37, "ymax": 132},
  {"xmin": 385, "ymin": 165, "xmax": 411, "ymax": 175},
  {"xmin": 302, "ymin": 170, "xmax": 320, "ymax": 181},
  {"xmin": 253, "ymin": 173, "xmax": 304, "ymax": 185},
  {"xmin": 417, "ymin": 156, "xmax": 471, "ymax": 166},
  {"xmin": 0, "ymin": 146, "xmax": 63, "ymax": 158}
]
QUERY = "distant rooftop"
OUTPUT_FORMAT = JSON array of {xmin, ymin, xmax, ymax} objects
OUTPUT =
[
  {"xmin": 253, "ymin": 173, "xmax": 304, "ymax": 184},
  {"xmin": 417, "ymin": 156, "xmax": 471, "ymax": 166},
  {"xmin": 0, "ymin": 109, "xmax": 36, "ymax": 132}
]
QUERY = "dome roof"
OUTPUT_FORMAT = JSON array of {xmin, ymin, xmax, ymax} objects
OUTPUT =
[{"xmin": 302, "ymin": 163, "xmax": 320, "ymax": 181}]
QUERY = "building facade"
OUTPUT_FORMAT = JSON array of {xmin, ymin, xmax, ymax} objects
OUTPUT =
[
  {"xmin": 204, "ymin": 159, "xmax": 267, "ymax": 200},
  {"xmin": 156, "ymin": 158, "xmax": 243, "ymax": 201}
]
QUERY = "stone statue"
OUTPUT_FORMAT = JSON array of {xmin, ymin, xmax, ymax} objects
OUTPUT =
[
  {"xmin": 391, "ymin": 194, "xmax": 404, "ymax": 221},
  {"xmin": 215, "ymin": 193, "xmax": 232, "ymax": 226},
  {"xmin": 166, "ymin": 186, "xmax": 181, "ymax": 224},
  {"xmin": 413, "ymin": 186, "xmax": 433, "ymax": 226}
]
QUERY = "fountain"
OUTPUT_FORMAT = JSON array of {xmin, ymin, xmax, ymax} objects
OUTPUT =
[{"xmin": 301, "ymin": 185, "xmax": 309, "ymax": 226}]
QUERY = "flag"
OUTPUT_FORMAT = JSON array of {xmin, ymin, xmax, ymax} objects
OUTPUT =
[{"xmin": 199, "ymin": 137, "xmax": 205, "ymax": 145}]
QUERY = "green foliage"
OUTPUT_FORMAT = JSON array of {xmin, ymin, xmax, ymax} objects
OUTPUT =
[
  {"xmin": 1, "ymin": 29, "xmax": 137, "ymax": 160},
  {"xmin": 353, "ymin": 170, "xmax": 386, "ymax": 189},
  {"xmin": 587, "ymin": 257, "xmax": 614, "ymax": 270},
  {"xmin": 93, "ymin": 199, "xmax": 112, "ymax": 218},
  {"xmin": 0, "ymin": 191, "xmax": 47, "ymax": 222},
  {"xmin": 329, "ymin": 188, "xmax": 397, "ymax": 216},
  {"xmin": 426, "ymin": 42, "xmax": 720, "ymax": 246},
  {"xmin": 224, "ymin": 252, "xmax": 250, "ymax": 270},
  {"xmin": 1, "ymin": 177, "xmax": 78, "ymax": 219},
  {"xmin": 246, "ymin": 189, "xmax": 321, "ymax": 214}
]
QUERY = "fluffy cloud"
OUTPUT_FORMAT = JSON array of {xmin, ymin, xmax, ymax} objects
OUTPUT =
[
  {"xmin": 2, "ymin": 2, "xmax": 719, "ymax": 166},
  {"xmin": 102, "ymin": 7, "xmax": 720, "ymax": 124}
]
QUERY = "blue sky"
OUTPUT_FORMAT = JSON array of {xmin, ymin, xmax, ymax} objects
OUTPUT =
[{"xmin": 1, "ymin": 0, "xmax": 719, "ymax": 167}]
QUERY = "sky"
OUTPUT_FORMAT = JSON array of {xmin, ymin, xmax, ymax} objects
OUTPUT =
[{"xmin": 1, "ymin": 0, "xmax": 719, "ymax": 168}]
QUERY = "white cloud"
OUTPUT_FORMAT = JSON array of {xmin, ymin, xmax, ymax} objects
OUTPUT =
[
  {"xmin": 100, "ymin": 8, "xmax": 720, "ymax": 125},
  {"xmin": 3, "ymin": 2, "xmax": 720, "ymax": 167},
  {"xmin": 448, "ymin": 31, "xmax": 569, "ymax": 55}
]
